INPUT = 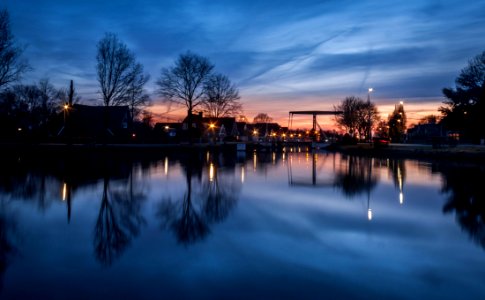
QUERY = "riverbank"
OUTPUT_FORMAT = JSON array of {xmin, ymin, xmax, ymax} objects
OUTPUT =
[
  {"xmin": 3, "ymin": 141, "xmax": 485, "ymax": 163},
  {"xmin": 326, "ymin": 143, "xmax": 485, "ymax": 163}
]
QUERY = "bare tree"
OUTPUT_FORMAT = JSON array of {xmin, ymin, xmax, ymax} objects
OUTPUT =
[
  {"xmin": 201, "ymin": 73, "xmax": 241, "ymax": 118},
  {"xmin": 126, "ymin": 63, "xmax": 150, "ymax": 121},
  {"xmin": 156, "ymin": 51, "xmax": 214, "ymax": 118},
  {"xmin": 356, "ymin": 100, "xmax": 380, "ymax": 141},
  {"xmin": 0, "ymin": 9, "xmax": 29, "ymax": 90},
  {"xmin": 96, "ymin": 32, "xmax": 135, "ymax": 106},
  {"xmin": 334, "ymin": 96, "xmax": 361, "ymax": 136},
  {"xmin": 253, "ymin": 113, "xmax": 273, "ymax": 124}
]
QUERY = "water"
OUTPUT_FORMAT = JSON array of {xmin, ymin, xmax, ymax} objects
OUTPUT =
[{"xmin": 1, "ymin": 148, "xmax": 484, "ymax": 299}]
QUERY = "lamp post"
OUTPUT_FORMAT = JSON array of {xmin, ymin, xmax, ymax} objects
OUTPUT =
[{"xmin": 367, "ymin": 87, "xmax": 373, "ymax": 102}]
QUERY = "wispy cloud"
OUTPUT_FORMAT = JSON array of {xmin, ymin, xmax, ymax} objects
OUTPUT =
[{"xmin": 4, "ymin": 0, "xmax": 485, "ymax": 120}]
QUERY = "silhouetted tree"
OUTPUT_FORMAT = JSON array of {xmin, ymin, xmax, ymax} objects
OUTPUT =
[
  {"xmin": 375, "ymin": 120, "xmax": 389, "ymax": 137},
  {"xmin": 335, "ymin": 96, "xmax": 379, "ymax": 140},
  {"xmin": 96, "ymin": 33, "xmax": 146, "ymax": 107},
  {"xmin": 356, "ymin": 100, "xmax": 380, "ymax": 141},
  {"xmin": 127, "ymin": 63, "xmax": 150, "ymax": 121},
  {"xmin": 201, "ymin": 73, "xmax": 241, "ymax": 118},
  {"xmin": 156, "ymin": 52, "xmax": 214, "ymax": 142},
  {"xmin": 440, "ymin": 50, "xmax": 485, "ymax": 143},
  {"xmin": 388, "ymin": 102, "xmax": 406, "ymax": 142},
  {"xmin": 253, "ymin": 113, "xmax": 273, "ymax": 124},
  {"xmin": 334, "ymin": 96, "xmax": 361, "ymax": 137},
  {"xmin": 0, "ymin": 9, "xmax": 29, "ymax": 90},
  {"xmin": 419, "ymin": 114, "xmax": 439, "ymax": 125}
]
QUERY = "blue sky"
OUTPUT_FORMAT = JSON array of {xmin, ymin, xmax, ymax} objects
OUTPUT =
[{"xmin": 4, "ymin": 0, "xmax": 485, "ymax": 124}]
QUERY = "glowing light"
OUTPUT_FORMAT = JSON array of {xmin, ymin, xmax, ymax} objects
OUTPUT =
[
  {"xmin": 64, "ymin": 104, "xmax": 69, "ymax": 110},
  {"xmin": 368, "ymin": 88, "xmax": 373, "ymax": 93},
  {"xmin": 164, "ymin": 157, "xmax": 169, "ymax": 176},
  {"xmin": 209, "ymin": 123, "xmax": 215, "ymax": 129},
  {"xmin": 132, "ymin": 133, "xmax": 136, "ymax": 138},
  {"xmin": 368, "ymin": 208, "xmax": 373, "ymax": 221},
  {"xmin": 253, "ymin": 130, "xmax": 258, "ymax": 135},
  {"xmin": 17, "ymin": 127, "xmax": 22, "ymax": 131},
  {"xmin": 164, "ymin": 125, "xmax": 169, "ymax": 130},
  {"xmin": 399, "ymin": 192, "xmax": 404, "ymax": 204},
  {"xmin": 209, "ymin": 163, "xmax": 215, "ymax": 182},
  {"xmin": 399, "ymin": 101, "xmax": 404, "ymax": 105},
  {"xmin": 62, "ymin": 183, "xmax": 67, "ymax": 201}
]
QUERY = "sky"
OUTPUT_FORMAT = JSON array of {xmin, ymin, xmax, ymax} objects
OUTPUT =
[{"xmin": 4, "ymin": 0, "xmax": 485, "ymax": 127}]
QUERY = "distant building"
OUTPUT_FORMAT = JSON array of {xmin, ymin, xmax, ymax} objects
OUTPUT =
[
  {"xmin": 407, "ymin": 123, "xmax": 444, "ymax": 143},
  {"xmin": 61, "ymin": 104, "xmax": 132, "ymax": 142}
]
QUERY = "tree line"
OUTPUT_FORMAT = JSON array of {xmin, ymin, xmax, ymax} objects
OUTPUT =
[{"xmin": 0, "ymin": 8, "xmax": 243, "ymax": 140}]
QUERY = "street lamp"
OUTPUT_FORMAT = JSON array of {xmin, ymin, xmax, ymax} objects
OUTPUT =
[
  {"xmin": 367, "ymin": 87, "xmax": 373, "ymax": 102},
  {"xmin": 63, "ymin": 103, "xmax": 69, "ymax": 126}
]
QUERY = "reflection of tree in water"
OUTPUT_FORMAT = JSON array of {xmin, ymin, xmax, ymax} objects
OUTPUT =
[
  {"xmin": 440, "ymin": 164, "xmax": 485, "ymax": 250},
  {"xmin": 201, "ymin": 166, "xmax": 239, "ymax": 224},
  {"xmin": 0, "ymin": 200, "xmax": 18, "ymax": 293},
  {"xmin": 94, "ymin": 174, "xmax": 146, "ymax": 266},
  {"xmin": 334, "ymin": 155, "xmax": 378, "ymax": 197},
  {"xmin": 157, "ymin": 152, "xmax": 240, "ymax": 246},
  {"xmin": 158, "ymin": 170, "xmax": 210, "ymax": 245}
]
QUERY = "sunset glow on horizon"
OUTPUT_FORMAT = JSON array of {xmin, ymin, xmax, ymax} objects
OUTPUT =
[{"xmin": 3, "ymin": 0, "xmax": 484, "ymax": 130}]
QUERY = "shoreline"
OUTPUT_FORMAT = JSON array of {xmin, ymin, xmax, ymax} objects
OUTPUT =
[
  {"xmin": 3, "ymin": 141, "xmax": 485, "ymax": 163},
  {"xmin": 326, "ymin": 143, "xmax": 485, "ymax": 163}
]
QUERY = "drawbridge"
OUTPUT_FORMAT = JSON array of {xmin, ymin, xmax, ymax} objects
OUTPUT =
[{"xmin": 288, "ymin": 110, "xmax": 343, "ymax": 141}]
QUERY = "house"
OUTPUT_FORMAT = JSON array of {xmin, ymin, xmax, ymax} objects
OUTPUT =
[
  {"xmin": 203, "ymin": 117, "xmax": 241, "ymax": 141},
  {"xmin": 407, "ymin": 123, "xmax": 444, "ymax": 144},
  {"xmin": 154, "ymin": 122, "xmax": 182, "ymax": 142},
  {"xmin": 61, "ymin": 104, "xmax": 132, "ymax": 142}
]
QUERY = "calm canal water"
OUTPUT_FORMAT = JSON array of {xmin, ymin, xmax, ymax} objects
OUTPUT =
[{"xmin": 1, "ymin": 148, "xmax": 484, "ymax": 299}]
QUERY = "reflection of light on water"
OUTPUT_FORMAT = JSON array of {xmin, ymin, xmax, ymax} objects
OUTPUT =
[
  {"xmin": 272, "ymin": 152, "xmax": 276, "ymax": 165},
  {"xmin": 206, "ymin": 151, "xmax": 210, "ymax": 163},
  {"xmin": 62, "ymin": 183, "xmax": 67, "ymax": 201},
  {"xmin": 397, "ymin": 165, "xmax": 404, "ymax": 204},
  {"xmin": 241, "ymin": 166, "xmax": 245, "ymax": 183},
  {"xmin": 282, "ymin": 152, "xmax": 286, "ymax": 163},
  {"xmin": 253, "ymin": 152, "xmax": 257, "ymax": 171},
  {"xmin": 209, "ymin": 163, "xmax": 215, "ymax": 182},
  {"xmin": 164, "ymin": 157, "xmax": 169, "ymax": 176},
  {"xmin": 368, "ymin": 208, "xmax": 372, "ymax": 221}
]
